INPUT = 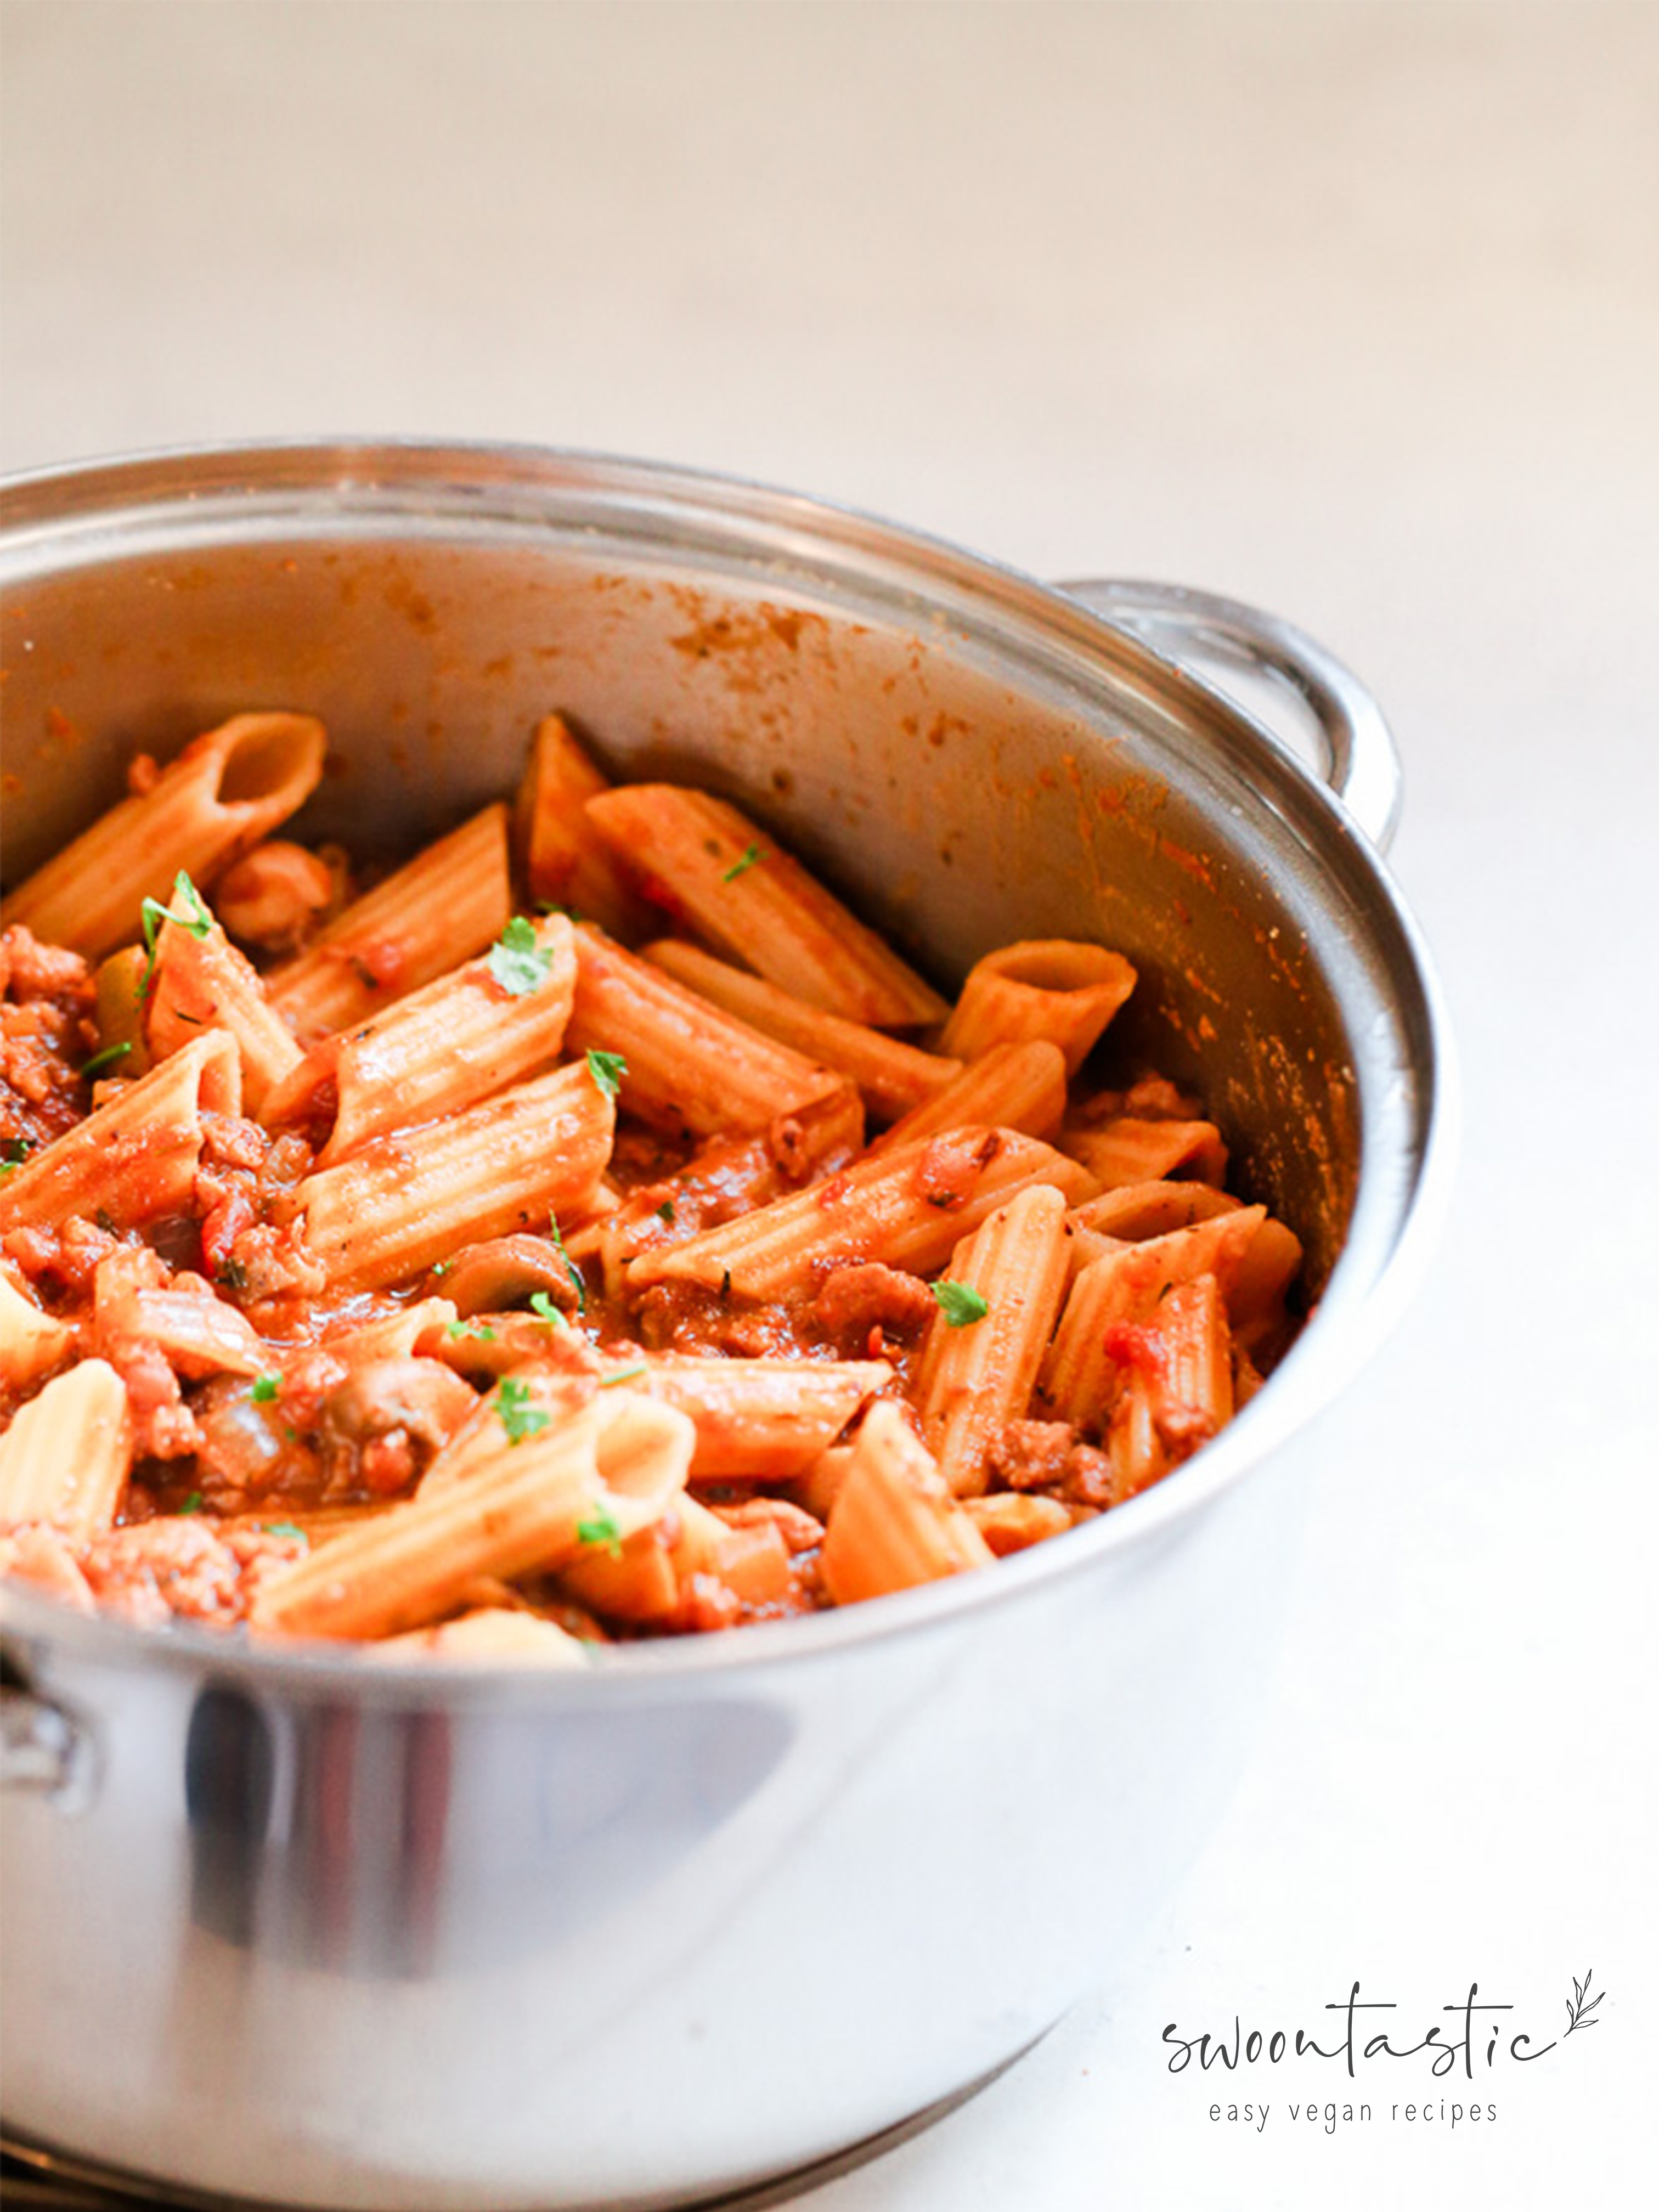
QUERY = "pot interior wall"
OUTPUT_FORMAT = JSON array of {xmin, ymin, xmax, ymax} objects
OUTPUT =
[{"xmin": 2, "ymin": 526, "xmax": 1393, "ymax": 1290}]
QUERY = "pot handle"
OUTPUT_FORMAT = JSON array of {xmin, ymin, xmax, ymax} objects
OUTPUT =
[
  {"xmin": 1057, "ymin": 578, "xmax": 1403, "ymax": 853},
  {"xmin": 1, "ymin": 1647, "xmax": 97, "ymax": 1808}
]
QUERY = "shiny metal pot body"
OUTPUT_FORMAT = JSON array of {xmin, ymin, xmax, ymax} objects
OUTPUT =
[{"xmin": 0, "ymin": 446, "xmax": 1453, "ymax": 2210}]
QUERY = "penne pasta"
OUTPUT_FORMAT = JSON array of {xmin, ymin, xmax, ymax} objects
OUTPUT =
[
  {"xmin": 0, "ymin": 1029, "xmax": 241, "ymax": 1233},
  {"xmin": 296, "ymin": 1061, "xmax": 615, "ymax": 1291},
  {"xmin": 1, "ymin": 712, "xmax": 326, "ymax": 960},
  {"xmin": 819, "ymin": 1401, "xmax": 995, "ymax": 1604},
  {"xmin": 0, "ymin": 1265, "xmax": 76, "ymax": 1387},
  {"xmin": 637, "ymin": 1355, "xmax": 891, "ymax": 1479},
  {"xmin": 251, "ymin": 1386, "xmax": 695, "ymax": 1640},
  {"xmin": 913, "ymin": 1184, "xmax": 1073, "ymax": 1497},
  {"xmin": 566, "ymin": 923, "xmax": 837, "ymax": 1138},
  {"xmin": 865, "ymin": 1039, "xmax": 1070, "ymax": 1158},
  {"xmin": 2, "ymin": 714, "xmax": 1307, "ymax": 1644},
  {"xmin": 146, "ymin": 909, "xmax": 303, "ymax": 1116},
  {"xmin": 512, "ymin": 713, "xmax": 656, "ymax": 941},
  {"xmin": 1041, "ymin": 1207, "xmax": 1266, "ymax": 1426},
  {"xmin": 0, "ymin": 1359, "xmax": 133, "ymax": 1541},
  {"xmin": 266, "ymin": 912, "xmax": 577, "ymax": 1159},
  {"xmin": 941, "ymin": 940, "xmax": 1137, "ymax": 1074},
  {"xmin": 267, "ymin": 804, "xmax": 512, "ymax": 1043},
  {"xmin": 1059, "ymin": 1115, "xmax": 1228, "ymax": 1190},
  {"xmin": 373, "ymin": 1607, "xmax": 591, "ymax": 1666},
  {"xmin": 643, "ymin": 939, "xmax": 961, "ymax": 1122},
  {"xmin": 628, "ymin": 1127, "xmax": 1095, "ymax": 1302},
  {"xmin": 585, "ymin": 784, "xmax": 950, "ymax": 1026}
]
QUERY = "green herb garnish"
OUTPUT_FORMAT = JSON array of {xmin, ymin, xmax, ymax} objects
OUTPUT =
[
  {"xmin": 178, "ymin": 1491, "xmax": 205, "ymax": 1515},
  {"xmin": 444, "ymin": 1318, "xmax": 498, "ymax": 1342},
  {"xmin": 496, "ymin": 1376, "xmax": 551, "ymax": 1445},
  {"xmin": 528, "ymin": 1291, "xmax": 566, "ymax": 1327},
  {"xmin": 80, "ymin": 1041, "xmax": 133, "ymax": 1080},
  {"xmin": 488, "ymin": 915, "xmax": 554, "ymax": 997},
  {"xmin": 250, "ymin": 1372, "xmax": 281, "ymax": 1403},
  {"xmin": 932, "ymin": 1280, "xmax": 989, "ymax": 1328},
  {"xmin": 585, "ymin": 1048, "xmax": 628, "ymax": 1103},
  {"xmin": 721, "ymin": 844, "xmax": 765, "ymax": 883},
  {"xmin": 576, "ymin": 1503, "xmax": 624, "ymax": 1559},
  {"xmin": 137, "ymin": 870, "xmax": 212, "ymax": 1000},
  {"xmin": 598, "ymin": 1362, "xmax": 648, "ymax": 1389},
  {"xmin": 654, "ymin": 1198, "xmax": 675, "ymax": 1224},
  {"xmin": 217, "ymin": 1255, "xmax": 250, "ymax": 1292},
  {"xmin": 0, "ymin": 1137, "xmax": 31, "ymax": 1178},
  {"xmin": 548, "ymin": 1215, "xmax": 587, "ymax": 1317},
  {"xmin": 263, "ymin": 1522, "xmax": 308, "ymax": 1543}
]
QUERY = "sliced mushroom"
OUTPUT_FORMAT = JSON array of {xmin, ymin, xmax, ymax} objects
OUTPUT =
[{"xmin": 423, "ymin": 1234, "xmax": 584, "ymax": 1317}]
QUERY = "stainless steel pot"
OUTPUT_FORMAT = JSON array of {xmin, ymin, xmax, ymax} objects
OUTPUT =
[{"xmin": 0, "ymin": 444, "xmax": 1454, "ymax": 2211}]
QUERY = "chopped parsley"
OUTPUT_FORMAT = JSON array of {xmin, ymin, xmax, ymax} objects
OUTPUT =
[
  {"xmin": 932, "ymin": 1280, "xmax": 990, "ymax": 1329},
  {"xmin": 250, "ymin": 1372, "xmax": 281, "ymax": 1403},
  {"xmin": 495, "ymin": 1376, "xmax": 551, "ymax": 1445},
  {"xmin": 444, "ymin": 1317, "xmax": 498, "ymax": 1342},
  {"xmin": 488, "ymin": 914, "xmax": 554, "ymax": 996},
  {"xmin": 535, "ymin": 899, "xmax": 583, "ymax": 922},
  {"xmin": 0, "ymin": 1137, "xmax": 31, "ymax": 1178},
  {"xmin": 654, "ymin": 1198, "xmax": 676, "ymax": 1224},
  {"xmin": 216, "ymin": 1255, "xmax": 250, "ymax": 1292},
  {"xmin": 576, "ymin": 1503, "xmax": 624, "ymax": 1558},
  {"xmin": 136, "ymin": 870, "xmax": 212, "ymax": 999},
  {"xmin": 585, "ymin": 1047, "xmax": 628, "ymax": 1103},
  {"xmin": 548, "ymin": 1215, "xmax": 587, "ymax": 1316},
  {"xmin": 721, "ymin": 843, "xmax": 765, "ymax": 883},
  {"xmin": 263, "ymin": 1522, "xmax": 308, "ymax": 1544},
  {"xmin": 178, "ymin": 1491, "xmax": 205, "ymax": 1515},
  {"xmin": 597, "ymin": 1362, "xmax": 648, "ymax": 1389},
  {"xmin": 80, "ymin": 1041, "xmax": 133, "ymax": 1080},
  {"xmin": 528, "ymin": 1290, "xmax": 566, "ymax": 1327}
]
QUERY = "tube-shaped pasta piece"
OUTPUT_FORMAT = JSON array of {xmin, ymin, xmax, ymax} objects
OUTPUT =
[
  {"xmin": 1071, "ymin": 1180, "xmax": 1243, "ymax": 1244},
  {"xmin": 0, "ymin": 1030, "xmax": 241, "ymax": 1233},
  {"xmin": 940, "ymin": 941, "xmax": 1137, "ymax": 1074},
  {"xmin": 1, "ymin": 713, "xmax": 327, "ymax": 960},
  {"xmin": 251, "ymin": 1386, "xmax": 694, "ymax": 1640},
  {"xmin": 820, "ymin": 1401, "xmax": 994, "ymax": 1605},
  {"xmin": 639, "ymin": 1356, "xmax": 891, "ymax": 1479},
  {"xmin": 1228, "ymin": 1215, "xmax": 1304, "ymax": 1363},
  {"xmin": 373, "ymin": 1608, "xmax": 591, "ymax": 1666},
  {"xmin": 913, "ymin": 1184, "xmax": 1073, "ymax": 1497},
  {"xmin": 642, "ymin": 939, "xmax": 961, "ymax": 1122},
  {"xmin": 585, "ymin": 785, "xmax": 949, "ymax": 1026},
  {"xmin": 513, "ymin": 714, "xmax": 656, "ymax": 941},
  {"xmin": 318, "ymin": 1299, "xmax": 460, "ymax": 1365},
  {"xmin": 296, "ymin": 1062, "xmax": 615, "ymax": 1291},
  {"xmin": 566, "ymin": 924, "xmax": 837, "ymax": 1139},
  {"xmin": 554, "ymin": 1490, "xmax": 743, "ymax": 1626},
  {"xmin": 1127, "ymin": 1272, "xmax": 1235, "ymax": 1459},
  {"xmin": 266, "ymin": 913, "xmax": 577, "ymax": 1160},
  {"xmin": 1041, "ymin": 1206, "xmax": 1265, "ymax": 1425},
  {"xmin": 1105, "ymin": 1369, "xmax": 1169, "ymax": 1503},
  {"xmin": 579, "ymin": 1080, "xmax": 865, "ymax": 1290},
  {"xmin": 266, "ymin": 805, "xmax": 511, "ymax": 1044},
  {"xmin": 1060, "ymin": 1116, "xmax": 1228, "ymax": 1190},
  {"xmin": 0, "ymin": 1266, "xmax": 75, "ymax": 1386},
  {"xmin": 866, "ymin": 1040, "xmax": 1069, "ymax": 1159},
  {"xmin": 93, "ymin": 1250, "xmax": 269, "ymax": 1379},
  {"xmin": 0, "ymin": 1359, "xmax": 133, "ymax": 1539},
  {"xmin": 628, "ymin": 1126, "xmax": 1095, "ymax": 1302},
  {"xmin": 147, "ymin": 912, "xmax": 302, "ymax": 1116}
]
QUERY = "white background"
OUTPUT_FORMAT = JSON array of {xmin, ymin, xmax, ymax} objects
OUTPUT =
[{"xmin": 3, "ymin": 4, "xmax": 1655, "ymax": 2207}]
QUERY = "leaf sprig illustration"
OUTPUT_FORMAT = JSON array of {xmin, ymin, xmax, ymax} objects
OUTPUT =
[{"xmin": 1565, "ymin": 1968, "xmax": 1604, "ymax": 2035}]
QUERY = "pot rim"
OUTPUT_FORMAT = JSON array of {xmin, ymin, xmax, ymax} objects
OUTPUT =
[{"xmin": 0, "ymin": 437, "xmax": 1459, "ymax": 1698}]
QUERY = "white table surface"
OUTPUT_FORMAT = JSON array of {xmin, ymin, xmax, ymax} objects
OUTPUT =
[{"xmin": 3, "ymin": 4, "xmax": 1655, "ymax": 2207}]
